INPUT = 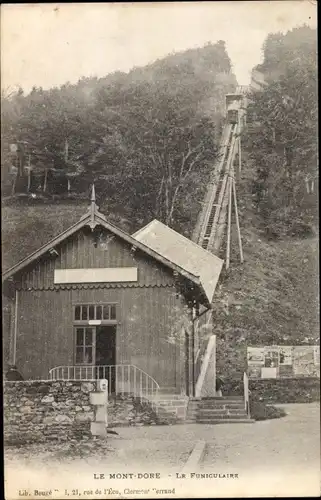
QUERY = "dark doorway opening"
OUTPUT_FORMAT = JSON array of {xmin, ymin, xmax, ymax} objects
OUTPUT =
[{"xmin": 95, "ymin": 325, "xmax": 116, "ymax": 393}]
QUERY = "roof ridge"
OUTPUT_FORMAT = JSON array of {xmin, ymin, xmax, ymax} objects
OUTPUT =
[
  {"xmin": 132, "ymin": 219, "xmax": 157, "ymax": 238},
  {"xmin": 135, "ymin": 219, "xmax": 221, "ymax": 259}
]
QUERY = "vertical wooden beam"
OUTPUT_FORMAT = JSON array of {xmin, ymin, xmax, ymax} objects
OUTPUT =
[
  {"xmin": 238, "ymin": 137, "xmax": 242, "ymax": 174},
  {"xmin": 225, "ymin": 177, "xmax": 233, "ymax": 270},
  {"xmin": 232, "ymin": 179, "xmax": 244, "ymax": 263},
  {"xmin": 43, "ymin": 168, "xmax": 48, "ymax": 192},
  {"xmin": 213, "ymin": 335, "xmax": 217, "ymax": 398},
  {"xmin": 179, "ymin": 326, "xmax": 186, "ymax": 395},
  {"xmin": 27, "ymin": 155, "xmax": 31, "ymax": 192},
  {"xmin": 185, "ymin": 330, "xmax": 190, "ymax": 396},
  {"xmin": 190, "ymin": 305, "xmax": 196, "ymax": 397},
  {"xmin": 11, "ymin": 173, "xmax": 17, "ymax": 196},
  {"xmin": 7, "ymin": 297, "xmax": 14, "ymax": 366},
  {"xmin": 13, "ymin": 290, "xmax": 19, "ymax": 365}
]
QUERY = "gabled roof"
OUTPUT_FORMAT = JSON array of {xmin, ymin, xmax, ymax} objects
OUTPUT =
[
  {"xmin": 132, "ymin": 219, "xmax": 223, "ymax": 303},
  {"xmin": 2, "ymin": 191, "xmax": 211, "ymax": 304}
]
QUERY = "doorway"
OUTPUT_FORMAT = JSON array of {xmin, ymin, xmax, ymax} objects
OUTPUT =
[{"xmin": 95, "ymin": 325, "xmax": 116, "ymax": 392}]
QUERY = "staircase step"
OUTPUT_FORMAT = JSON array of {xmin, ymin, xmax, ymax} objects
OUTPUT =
[
  {"xmin": 198, "ymin": 404, "xmax": 245, "ymax": 410},
  {"xmin": 197, "ymin": 409, "xmax": 230, "ymax": 414},
  {"xmin": 199, "ymin": 399, "xmax": 243, "ymax": 403},
  {"xmin": 196, "ymin": 419, "xmax": 255, "ymax": 424},
  {"xmin": 197, "ymin": 412, "xmax": 248, "ymax": 419},
  {"xmin": 197, "ymin": 398, "xmax": 243, "ymax": 401},
  {"xmin": 154, "ymin": 395, "xmax": 187, "ymax": 399},
  {"xmin": 200, "ymin": 396, "xmax": 243, "ymax": 400},
  {"xmin": 157, "ymin": 388, "xmax": 181, "ymax": 394}
]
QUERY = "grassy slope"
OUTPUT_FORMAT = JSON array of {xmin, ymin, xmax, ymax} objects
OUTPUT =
[
  {"xmin": 213, "ymin": 154, "xmax": 319, "ymax": 378},
  {"xmin": 2, "ymin": 198, "xmax": 132, "ymax": 272}
]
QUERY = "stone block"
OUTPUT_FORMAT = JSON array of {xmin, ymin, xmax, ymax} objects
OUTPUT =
[
  {"xmin": 20, "ymin": 406, "xmax": 32, "ymax": 414},
  {"xmin": 90, "ymin": 421, "xmax": 107, "ymax": 437},
  {"xmin": 43, "ymin": 416, "xmax": 55, "ymax": 425},
  {"xmin": 176, "ymin": 407, "xmax": 187, "ymax": 418},
  {"xmin": 90, "ymin": 392, "xmax": 107, "ymax": 406},
  {"xmin": 81, "ymin": 382, "xmax": 94, "ymax": 393},
  {"xmin": 55, "ymin": 414, "xmax": 72, "ymax": 423},
  {"xmin": 41, "ymin": 395, "xmax": 55, "ymax": 404},
  {"xmin": 76, "ymin": 412, "xmax": 95, "ymax": 422}
]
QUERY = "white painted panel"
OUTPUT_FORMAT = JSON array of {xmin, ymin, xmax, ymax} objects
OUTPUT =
[
  {"xmin": 54, "ymin": 267, "xmax": 137, "ymax": 284},
  {"xmin": 261, "ymin": 367, "xmax": 277, "ymax": 379}
]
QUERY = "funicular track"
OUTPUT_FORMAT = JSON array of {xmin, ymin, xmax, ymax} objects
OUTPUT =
[{"xmin": 192, "ymin": 86, "xmax": 248, "ymax": 261}]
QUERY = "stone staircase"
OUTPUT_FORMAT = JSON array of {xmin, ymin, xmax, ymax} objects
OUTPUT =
[{"xmin": 186, "ymin": 396, "xmax": 255, "ymax": 424}]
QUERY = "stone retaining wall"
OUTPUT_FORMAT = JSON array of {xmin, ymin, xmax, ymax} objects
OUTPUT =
[
  {"xmin": 4, "ymin": 382, "xmax": 169, "ymax": 445},
  {"xmin": 223, "ymin": 377, "xmax": 320, "ymax": 403},
  {"xmin": 4, "ymin": 380, "xmax": 95, "ymax": 445}
]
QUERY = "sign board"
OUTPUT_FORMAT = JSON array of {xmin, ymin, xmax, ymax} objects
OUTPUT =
[
  {"xmin": 54, "ymin": 267, "xmax": 138, "ymax": 284},
  {"xmin": 264, "ymin": 347, "xmax": 279, "ymax": 367},
  {"xmin": 247, "ymin": 347, "xmax": 265, "ymax": 365},
  {"xmin": 293, "ymin": 346, "xmax": 314, "ymax": 363},
  {"xmin": 261, "ymin": 367, "xmax": 278, "ymax": 379},
  {"xmin": 247, "ymin": 345, "xmax": 320, "ymax": 378},
  {"xmin": 279, "ymin": 346, "xmax": 293, "ymax": 365}
]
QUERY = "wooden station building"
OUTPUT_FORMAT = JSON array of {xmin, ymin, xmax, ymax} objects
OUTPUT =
[{"xmin": 2, "ymin": 188, "xmax": 223, "ymax": 396}]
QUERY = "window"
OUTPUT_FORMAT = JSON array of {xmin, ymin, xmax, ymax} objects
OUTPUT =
[
  {"xmin": 75, "ymin": 327, "xmax": 95, "ymax": 364},
  {"xmin": 89, "ymin": 305, "xmax": 95, "ymax": 320},
  {"xmin": 73, "ymin": 304, "xmax": 117, "ymax": 323},
  {"xmin": 75, "ymin": 305, "xmax": 81, "ymax": 320},
  {"xmin": 96, "ymin": 305, "xmax": 102, "ymax": 320}
]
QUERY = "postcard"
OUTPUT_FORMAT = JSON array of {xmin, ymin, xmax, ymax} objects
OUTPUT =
[{"xmin": 2, "ymin": 2, "xmax": 319, "ymax": 498}]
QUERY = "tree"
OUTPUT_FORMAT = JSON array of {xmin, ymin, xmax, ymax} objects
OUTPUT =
[
  {"xmin": 245, "ymin": 26, "xmax": 317, "ymax": 237},
  {"xmin": 1, "ymin": 41, "xmax": 237, "ymax": 233}
]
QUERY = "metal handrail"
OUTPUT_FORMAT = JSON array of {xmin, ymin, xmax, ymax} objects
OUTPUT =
[{"xmin": 48, "ymin": 364, "xmax": 159, "ymax": 408}]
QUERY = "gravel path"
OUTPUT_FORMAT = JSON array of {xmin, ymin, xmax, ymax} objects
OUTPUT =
[
  {"xmin": 200, "ymin": 403, "xmax": 320, "ymax": 497},
  {"xmin": 4, "ymin": 403, "xmax": 320, "ymax": 498}
]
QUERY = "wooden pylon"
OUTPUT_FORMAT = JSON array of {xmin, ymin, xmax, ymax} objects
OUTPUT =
[
  {"xmin": 225, "ymin": 176, "xmax": 233, "ymax": 270},
  {"xmin": 232, "ymin": 177, "xmax": 244, "ymax": 264}
]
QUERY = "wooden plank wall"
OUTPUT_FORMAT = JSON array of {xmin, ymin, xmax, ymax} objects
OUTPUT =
[
  {"xmin": 11, "ymin": 226, "xmax": 191, "ymax": 391},
  {"xmin": 18, "ymin": 228, "xmax": 174, "ymax": 290},
  {"xmin": 15, "ymin": 285, "xmax": 186, "ymax": 390}
]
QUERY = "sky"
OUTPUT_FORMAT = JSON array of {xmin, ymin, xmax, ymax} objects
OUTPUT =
[{"xmin": 1, "ymin": 2, "xmax": 317, "ymax": 94}]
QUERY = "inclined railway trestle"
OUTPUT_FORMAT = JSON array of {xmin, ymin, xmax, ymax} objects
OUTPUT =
[{"xmin": 193, "ymin": 88, "xmax": 248, "ymax": 269}]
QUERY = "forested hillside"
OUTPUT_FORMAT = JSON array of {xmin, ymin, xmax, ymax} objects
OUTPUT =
[
  {"xmin": 1, "ymin": 41, "xmax": 236, "ymax": 236},
  {"xmin": 246, "ymin": 25, "xmax": 318, "ymax": 238}
]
